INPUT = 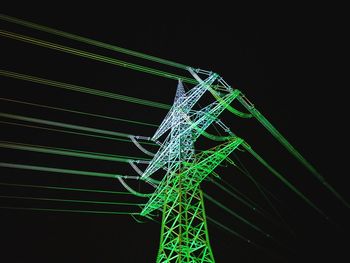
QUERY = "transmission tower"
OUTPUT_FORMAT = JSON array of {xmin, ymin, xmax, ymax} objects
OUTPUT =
[{"xmin": 127, "ymin": 68, "xmax": 241, "ymax": 262}]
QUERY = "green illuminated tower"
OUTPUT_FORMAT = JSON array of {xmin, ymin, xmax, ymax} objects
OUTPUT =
[
  {"xmin": 134, "ymin": 69, "xmax": 243, "ymax": 262},
  {"xmin": 150, "ymin": 138, "xmax": 243, "ymax": 262}
]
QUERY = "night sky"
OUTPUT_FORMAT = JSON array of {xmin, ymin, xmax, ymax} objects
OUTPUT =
[{"xmin": 1, "ymin": 8, "xmax": 349, "ymax": 263}]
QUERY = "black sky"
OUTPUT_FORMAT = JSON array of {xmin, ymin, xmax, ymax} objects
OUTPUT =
[{"xmin": 1, "ymin": 7, "xmax": 349, "ymax": 263}]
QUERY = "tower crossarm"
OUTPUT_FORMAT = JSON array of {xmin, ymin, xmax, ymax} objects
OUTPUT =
[
  {"xmin": 152, "ymin": 73, "xmax": 218, "ymax": 141},
  {"xmin": 140, "ymin": 89, "xmax": 241, "ymax": 181},
  {"xmin": 184, "ymin": 89, "xmax": 241, "ymax": 139},
  {"xmin": 140, "ymin": 137, "xmax": 244, "ymax": 216}
]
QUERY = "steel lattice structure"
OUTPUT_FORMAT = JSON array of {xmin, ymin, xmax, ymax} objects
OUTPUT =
[{"xmin": 130, "ymin": 69, "xmax": 243, "ymax": 262}]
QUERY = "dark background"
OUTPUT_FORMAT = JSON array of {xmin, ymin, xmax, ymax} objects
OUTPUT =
[{"xmin": 1, "ymin": 7, "xmax": 349, "ymax": 263}]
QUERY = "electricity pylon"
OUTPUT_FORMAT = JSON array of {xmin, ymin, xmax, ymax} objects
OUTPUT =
[
  {"xmin": 138, "ymin": 69, "xmax": 243, "ymax": 262},
  {"xmin": 126, "ymin": 66, "xmax": 345, "ymax": 263}
]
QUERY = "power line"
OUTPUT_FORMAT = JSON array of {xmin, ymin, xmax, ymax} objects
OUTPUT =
[
  {"xmin": 208, "ymin": 176, "xmax": 275, "ymax": 223},
  {"xmin": 0, "ymin": 182, "xmax": 135, "ymax": 195},
  {"xmin": 206, "ymin": 216, "xmax": 261, "ymax": 249},
  {"xmin": 0, "ymin": 112, "xmax": 156, "ymax": 146},
  {"xmin": 0, "ymin": 14, "xmax": 190, "ymax": 70},
  {"xmin": 0, "ymin": 141, "xmax": 151, "ymax": 163},
  {"xmin": 0, "ymin": 162, "xmax": 137, "ymax": 179},
  {"xmin": 0, "ymin": 120, "xmax": 151, "ymax": 144},
  {"xmin": 0, "ymin": 206, "xmax": 138, "ymax": 215},
  {"xmin": 0, "ymin": 70, "xmax": 171, "ymax": 110},
  {"xmin": 243, "ymin": 142, "xmax": 328, "ymax": 219},
  {"xmin": 0, "ymin": 30, "xmax": 196, "ymax": 84},
  {"xmin": 204, "ymin": 192, "xmax": 271, "ymax": 238},
  {"xmin": 0, "ymin": 97, "xmax": 158, "ymax": 127},
  {"xmin": 0, "ymin": 195, "xmax": 144, "ymax": 206}
]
